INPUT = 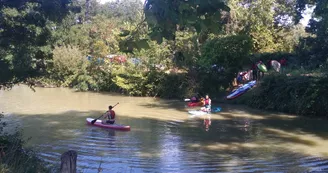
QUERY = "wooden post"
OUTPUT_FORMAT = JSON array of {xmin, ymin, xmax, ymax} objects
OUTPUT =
[{"xmin": 60, "ymin": 150, "xmax": 77, "ymax": 173}]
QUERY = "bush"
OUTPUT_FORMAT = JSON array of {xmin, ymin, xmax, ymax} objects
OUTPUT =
[
  {"xmin": 111, "ymin": 66, "xmax": 150, "ymax": 96},
  {"xmin": 0, "ymin": 114, "xmax": 51, "ymax": 173},
  {"xmin": 157, "ymin": 73, "xmax": 192, "ymax": 99},
  {"xmin": 199, "ymin": 35, "xmax": 252, "ymax": 90},
  {"xmin": 51, "ymin": 46, "xmax": 87, "ymax": 82},
  {"xmin": 200, "ymin": 35, "xmax": 252, "ymax": 70},
  {"xmin": 236, "ymin": 74, "xmax": 328, "ymax": 117},
  {"xmin": 49, "ymin": 45, "xmax": 99, "ymax": 91},
  {"xmin": 110, "ymin": 64, "xmax": 192, "ymax": 98}
]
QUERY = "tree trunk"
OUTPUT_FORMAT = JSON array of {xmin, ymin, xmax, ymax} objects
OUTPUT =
[{"xmin": 60, "ymin": 150, "xmax": 77, "ymax": 173}]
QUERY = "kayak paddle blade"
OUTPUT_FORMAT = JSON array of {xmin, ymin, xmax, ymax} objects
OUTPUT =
[{"xmin": 91, "ymin": 119, "xmax": 97, "ymax": 124}]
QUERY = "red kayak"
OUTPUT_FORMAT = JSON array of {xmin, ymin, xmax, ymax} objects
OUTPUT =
[
  {"xmin": 187, "ymin": 102, "xmax": 204, "ymax": 107},
  {"xmin": 86, "ymin": 118, "xmax": 130, "ymax": 131}
]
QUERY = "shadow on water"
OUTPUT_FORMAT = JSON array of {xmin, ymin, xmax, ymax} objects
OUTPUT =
[
  {"xmin": 137, "ymin": 99, "xmax": 188, "ymax": 112},
  {"xmin": 141, "ymin": 101, "xmax": 328, "ymax": 140},
  {"xmin": 9, "ymin": 108, "xmax": 328, "ymax": 173}
]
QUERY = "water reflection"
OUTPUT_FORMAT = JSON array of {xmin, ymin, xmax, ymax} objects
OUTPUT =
[{"xmin": 203, "ymin": 114, "xmax": 211, "ymax": 132}]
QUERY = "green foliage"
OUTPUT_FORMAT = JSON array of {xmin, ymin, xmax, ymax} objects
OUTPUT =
[
  {"xmin": 0, "ymin": 3, "xmax": 51, "ymax": 87},
  {"xmin": 173, "ymin": 31, "xmax": 200, "ymax": 68},
  {"xmin": 53, "ymin": 17, "xmax": 91, "ymax": 53},
  {"xmin": 3, "ymin": 0, "xmax": 328, "ymax": 116},
  {"xmin": 226, "ymin": 0, "xmax": 303, "ymax": 53},
  {"xmin": 111, "ymin": 65, "xmax": 148, "ymax": 96},
  {"xmin": 108, "ymin": 64, "xmax": 191, "ymax": 98},
  {"xmin": 52, "ymin": 46, "xmax": 86, "ymax": 80},
  {"xmin": 197, "ymin": 35, "xmax": 252, "ymax": 94},
  {"xmin": 157, "ymin": 73, "xmax": 191, "ymax": 99},
  {"xmin": 98, "ymin": 0, "xmax": 144, "ymax": 22},
  {"xmin": 0, "ymin": 114, "xmax": 51, "ymax": 172},
  {"xmin": 200, "ymin": 34, "xmax": 252, "ymax": 72},
  {"xmin": 144, "ymin": 0, "xmax": 230, "ymax": 43},
  {"xmin": 50, "ymin": 45, "xmax": 98, "ymax": 91},
  {"xmin": 0, "ymin": 0, "xmax": 78, "ymax": 88},
  {"xmin": 237, "ymin": 74, "xmax": 328, "ymax": 117},
  {"xmin": 298, "ymin": 0, "xmax": 328, "ymax": 67},
  {"xmin": 134, "ymin": 40, "xmax": 172, "ymax": 69},
  {"xmin": 247, "ymin": 0, "xmax": 276, "ymax": 53},
  {"xmin": 295, "ymin": 0, "xmax": 316, "ymax": 23}
]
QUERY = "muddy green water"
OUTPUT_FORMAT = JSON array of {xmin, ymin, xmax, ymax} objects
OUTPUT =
[{"xmin": 1, "ymin": 85, "xmax": 328, "ymax": 173}]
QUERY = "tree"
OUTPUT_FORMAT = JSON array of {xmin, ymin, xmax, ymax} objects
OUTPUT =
[
  {"xmin": 306, "ymin": 0, "xmax": 328, "ymax": 63},
  {"xmin": 199, "ymin": 34, "xmax": 253, "ymax": 92},
  {"xmin": 99, "ymin": 0, "xmax": 144, "ymax": 22},
  {"xmin": 225, "ymin": 0, "xmax": 303, "ymax": 53},
  {"xmin": 144, "ymin": 0, "xmax": 230, "ymax": 43},
  {"xmin": 295, "ymin": 0, "xmax": 328, "ymax": 67},
  {"xmin": 295, "ymin": 0, "xmax": 316, "ymax": 24},
  {"xmin": 0, "ymin": 0, "xmax": 78, "ymax": 89}
]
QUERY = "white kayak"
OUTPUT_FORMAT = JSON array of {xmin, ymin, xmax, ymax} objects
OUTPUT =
[{"xmin": 188, "ymin": 110, "xmax": 209, "ymax": 116}]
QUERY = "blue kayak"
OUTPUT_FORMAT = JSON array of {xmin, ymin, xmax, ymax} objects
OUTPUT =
[
  {"xmin": 212, "ymin": 107, "xmax": 222, "ymax": 113},
  {"xmin": 226, "ymin": 80, "xmax": 256, "ymax": 100}
]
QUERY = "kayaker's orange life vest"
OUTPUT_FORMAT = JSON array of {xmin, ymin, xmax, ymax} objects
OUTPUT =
[{"xmin": 107, "ymin": 110, "xmax": 115, "ymax": 120}]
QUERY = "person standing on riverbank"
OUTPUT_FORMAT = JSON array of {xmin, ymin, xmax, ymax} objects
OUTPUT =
[
  {"xmin": 257, "ymin": 61, "xmax": 265, "ymax": 80},
  {"xmin": 251, "ymin": 62, "xmax": 258, "ymax": 81}
]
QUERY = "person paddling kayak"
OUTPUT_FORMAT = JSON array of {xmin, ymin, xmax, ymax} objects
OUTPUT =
[
  {"xmin": 201, "ymin": 95, "xmax": 211, "ymax": 112},
  {"xmin": 102, "ymin": 105, "xmax": 116, "ymax": 124}
]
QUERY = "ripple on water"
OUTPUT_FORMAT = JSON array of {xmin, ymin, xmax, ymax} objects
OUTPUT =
[
  {"xmin": 36, "ymin": 140, "xmax": 328, "ymax": 173},
  {"xmin": 36, "ymin": 128, "xmax": 328, "ymax": 173}
]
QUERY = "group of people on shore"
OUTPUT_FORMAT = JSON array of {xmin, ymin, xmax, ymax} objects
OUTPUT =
[{"xmin": 236, "ymin": 58, "xmax": 287, "ymax": 85}]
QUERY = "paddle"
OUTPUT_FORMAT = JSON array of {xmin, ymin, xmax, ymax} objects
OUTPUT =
[{"xmin": 91, "ymin": 102, "xmax": 119, "ymax": 124}]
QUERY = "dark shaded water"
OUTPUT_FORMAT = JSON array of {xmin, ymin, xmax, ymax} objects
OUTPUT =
[{"xmin": 1, "ymin": 86, "xmax": 328, "ymax": 172}]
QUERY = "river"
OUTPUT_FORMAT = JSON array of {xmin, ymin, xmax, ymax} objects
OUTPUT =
[{"xmin": 1, "ymin": 85, "xmax": 328, "ymax": 172}]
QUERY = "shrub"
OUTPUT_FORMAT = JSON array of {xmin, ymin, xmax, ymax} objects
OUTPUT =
[
  {"xmin": 0, "ymin": 114, "xmax": 51, "ymax": 173},
  {"xmin": 157, "ymin": 73, "xmax": 191, "ymax": 99},
  {"xmin": 237, "ymin": 74, "xmax": 328, "ymax": 117},
  {"xmin": 50, "ymin": 45, "xmax": 99, "ymax": 91},
  {"xmin": 199, "ymin": 35, "xmax": 253, "ymax": 90}
]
